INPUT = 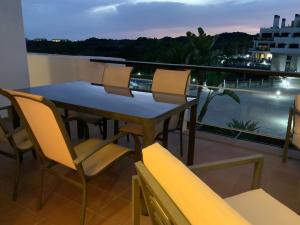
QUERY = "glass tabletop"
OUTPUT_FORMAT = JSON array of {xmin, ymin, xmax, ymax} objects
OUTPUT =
[{"xmin": 22, "ymin": 81, "xmax": 196, "ymax": 120}]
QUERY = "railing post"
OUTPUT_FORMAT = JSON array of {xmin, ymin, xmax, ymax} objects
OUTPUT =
[
  {"xmin": 248, "ymin": 78, "xmax": 252, "ymax": 88},
  {"xmin": 236, "ymin": 79, "xmax": 239, "ymax": 88}
]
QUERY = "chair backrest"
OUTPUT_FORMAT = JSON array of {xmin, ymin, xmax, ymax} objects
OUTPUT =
[
  {"xmin": 2, "ymin": 89, "xmax": 76, "ymax": 169},
  {"xmin": 102, "ymin": 66, "xmax": 133, "ymax": 88},
  {"xmin": 151, "ymin": 69, "xmax": 191, "ymax": 95},
  {"xmin": 136, "ymin": 143, "xmax": 250, "ymax": 225}
]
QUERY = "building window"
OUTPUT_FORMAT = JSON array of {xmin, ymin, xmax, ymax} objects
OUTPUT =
[
  {"xmin": 293, "ymin": 33, "xmax": 300, "ymax": 37},
  {"xmin": 277, "ymin": 43, "xmax": 286, "ymax": 48},
  {"xmin": 289, "ymin": 44, "xmax": 299, "ymax": 48},
  {"xmin": 281, "ymin": 33, "xmax": 289, "ymax": 37}
]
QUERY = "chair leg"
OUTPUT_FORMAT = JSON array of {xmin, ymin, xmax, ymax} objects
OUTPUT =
[
  {"xmin": 13, "ymin": 154, "xmax": 21, "ymax": 201},
  {"xmin": 84, "ymin": 123, "xmax": 90, "ymax": 140},
  {"xmin": 132, "ymin": 135, "xmax": 142, "ymax": 162},
  {"xmin": 32, "ymin": 149, "xmax": 37, "ymax": 159},
  {"xmin": 179, "ymin": 129, "xmax": 183, "ymax": 157},
  {"xmin": 38, "ymin": 165, "xmax": 45, "ymax": 209},
  {"xmin": 65, "ymin": 120, "xmax": 71, "ymax": 139},
  {"xmin": 102, "ymin": 118, "xmax": 107, "ymax": 140},
  {"xmin": 282, "ymin": 138, "xmax": 290, "ymax": 163},
  {"xmin": 80, "ymin": 183, "xmax": 87, "ymax": 225},
  {"xmin": 132, "ymin": 176, "xmax": 141, "ymax": 225}
]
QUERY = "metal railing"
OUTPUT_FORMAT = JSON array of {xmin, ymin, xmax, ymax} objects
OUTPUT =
[{"xmin": 91, "ymin": 58, "xmax": 300, "ymax": 146}]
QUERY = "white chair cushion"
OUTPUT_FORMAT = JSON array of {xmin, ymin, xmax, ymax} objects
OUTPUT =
[
  {"xmin": 75, "ymin": 138, "xmax": 130, "ymax": 176},
  {"xmin": 225, "ymin": 189, "xmax": 300, "ymax": 225}
]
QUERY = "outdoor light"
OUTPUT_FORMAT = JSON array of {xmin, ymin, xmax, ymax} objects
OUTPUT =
[
  {"xmin": 276, "ymin": 90, "xmax": 281, "ymax": 96},
  {"xmin": 137, "ymin": 72, "xmax": 141, "ymax": 76},
  {"xmin": 192, "ymin": 78, "xmax": 196, "ymax": 83},
  {"xmin": 281, "ymin": 78, "xmax": 290, "ymax": 88}
]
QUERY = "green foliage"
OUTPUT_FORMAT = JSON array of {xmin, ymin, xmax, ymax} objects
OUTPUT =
[
  {"xmin": 227, "ymin": 119, "xmax": 260, "ymax": 132},
  {"xmin": 185, "ymin": 28, "xmax": 213, "ymax": 65},
  {"xmin": 198, "ymin": 70, "xmax": 240, "ymax": 123}
]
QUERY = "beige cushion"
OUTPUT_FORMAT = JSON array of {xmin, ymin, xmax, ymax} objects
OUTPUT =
[
  {"xmin": 74, "ymin": 138, "xmax": 130, "ymax": 176},
  {"xmin": 102, "ymin": 66, "xmax": 133, "ymax": 88},
  {"xmin": 12, "ymin": 129, "xmax": 33, "ymax": 150},
  {"xmin": 143, "ymin": 143, "xmax": 250, "ymax": 225},
  {"xmin": 9, "ymin": 91, "xmax": 76, "ymax": 169},
  {"xmin": 225, "ymin": 189, "xmax": 300, "ymax": 225},
  {"xmin": 151, "ymin": 69, "xmax": 191, "ymax": 95}
]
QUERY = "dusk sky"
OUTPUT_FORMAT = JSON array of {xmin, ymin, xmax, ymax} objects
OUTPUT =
[{"xmin": 22, "ymin": 0, "xmax": 299, "ymax": 40}]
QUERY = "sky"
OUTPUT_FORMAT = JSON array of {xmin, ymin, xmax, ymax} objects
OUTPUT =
[{"xmin": 21, "ymin": 0, "xmax": 299, "ymax": 40}]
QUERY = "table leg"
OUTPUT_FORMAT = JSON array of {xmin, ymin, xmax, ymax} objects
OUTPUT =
[
  {"xmin": 187, "ymin": 104, "xmax": 197, "ymax": 166},
  {"xmin": 142, "ymin": 120, "xmax": 155, "ymax": 148},
  {"xmin": 114, "ymin": 120, "xmax": 119, "ymax": 144},
  {"xmin": 162, "ymin": 118, "xmax": 170, "ymax": 148},
  {"xmin": 102, "ymin": 118, "xmax": 107, "ymax": 140}
]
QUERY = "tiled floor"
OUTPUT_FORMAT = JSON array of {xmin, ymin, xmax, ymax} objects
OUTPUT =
[{"xmin": 0, "ymin": 120, "xmax": 300, "ymax": 225}]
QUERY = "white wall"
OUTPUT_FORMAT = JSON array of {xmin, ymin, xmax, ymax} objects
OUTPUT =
[
  {"xmin": 271, "ymin": 54, "xmax": 287, "ymax": 71},
  {"xmin": 27, "ymin": 54, "xmax": 125, "ymax": 87},
  {"xmin": 0, "ymin": 0, "xmax": 29, "ymax": 108}
]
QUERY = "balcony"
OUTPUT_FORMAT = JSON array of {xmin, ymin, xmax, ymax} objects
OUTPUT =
[
  {"xmin": 0, "ymin": 53, "xmax": 300, "ymax": 224},
  {"xmin": 2, "ymin": 1, "xmax": 300, "ymax": 224},
  {"xmin": 270, "ymin": 47, "xmax": 300, "ymax": 55}
]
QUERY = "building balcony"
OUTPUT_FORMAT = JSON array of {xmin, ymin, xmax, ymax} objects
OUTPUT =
[
  {"xmin": 0, "ymin": 53, "xmax": 300, "ymax": 224},
  {"xmin": 2, "ymin": 1, "xmax": 300, "ymax": 224},
  {"xmin": 270, "ymin": 47, "xmax": 300, "ymax": 55}
]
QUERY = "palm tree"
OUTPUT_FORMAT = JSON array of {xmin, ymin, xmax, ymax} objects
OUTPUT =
[{"xmin": 183, "ymin": 27, "xmax": 241, "ymax": 123}]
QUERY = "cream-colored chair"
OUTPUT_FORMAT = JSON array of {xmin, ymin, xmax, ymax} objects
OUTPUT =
[
  {"xmin": 133, "ymin": 143, "xmax": 300, "ymax": 225},
  {"xmin": 67, "ymin": 66, "xmax": 133, "ymax": 140},
  {"xmin": 0, "ymin": 105, "xmax": 34, "ymax": 200},
  {"xmin": 120, "ymin": 69, "xmax": 191, "ymax": 155},
  {"xmin": 283, "ymin": 95, "xmax": 300, "ymax": 162},
  {"xmin": 3, "ymin": 89, "xmax": 138, "ymax": 225}
]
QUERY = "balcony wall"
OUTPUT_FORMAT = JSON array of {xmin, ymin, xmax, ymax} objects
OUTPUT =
[
  {"xmin": 27, "ymin": 53, "xmax": 125, "ymax": 87},
  {"xmin": 0, "ymin": 0, "xmax": 29, "ymax": 111}
]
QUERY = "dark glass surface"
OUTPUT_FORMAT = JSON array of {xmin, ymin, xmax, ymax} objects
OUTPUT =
[{"xmin": 22, "ymin": 81, "xmax": 196, "ymax": 119}]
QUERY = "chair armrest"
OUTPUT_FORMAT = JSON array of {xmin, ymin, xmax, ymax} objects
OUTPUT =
[
  {"xmin": 73, "ymin": 132, "xmax": 126, "ymax": 165},
  {"xmin": 189, "ymin": 154, "xmax": 264, "ymax": 190},
  {"xmin": 5, "ymin": 126, "xmax": 25, "ymax": 138},
  {"xmin": 0, "ymin": 105, "xmax": 11, "ymax": 111}
]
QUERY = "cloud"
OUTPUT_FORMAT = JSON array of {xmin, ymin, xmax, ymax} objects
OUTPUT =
[{"xmin": 21, "ymin": 0, "xmax": 300, "ymax": 40}]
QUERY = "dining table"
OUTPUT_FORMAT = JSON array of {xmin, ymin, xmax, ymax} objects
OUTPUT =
[{"xmin": 20, "ymin": 81, "xmax": 198, "ymax": 165}]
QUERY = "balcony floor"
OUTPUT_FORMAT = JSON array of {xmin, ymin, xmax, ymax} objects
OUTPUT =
[{"xmin": 0, "ymin": 120, "xmax": 300, "ymax": 225}]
